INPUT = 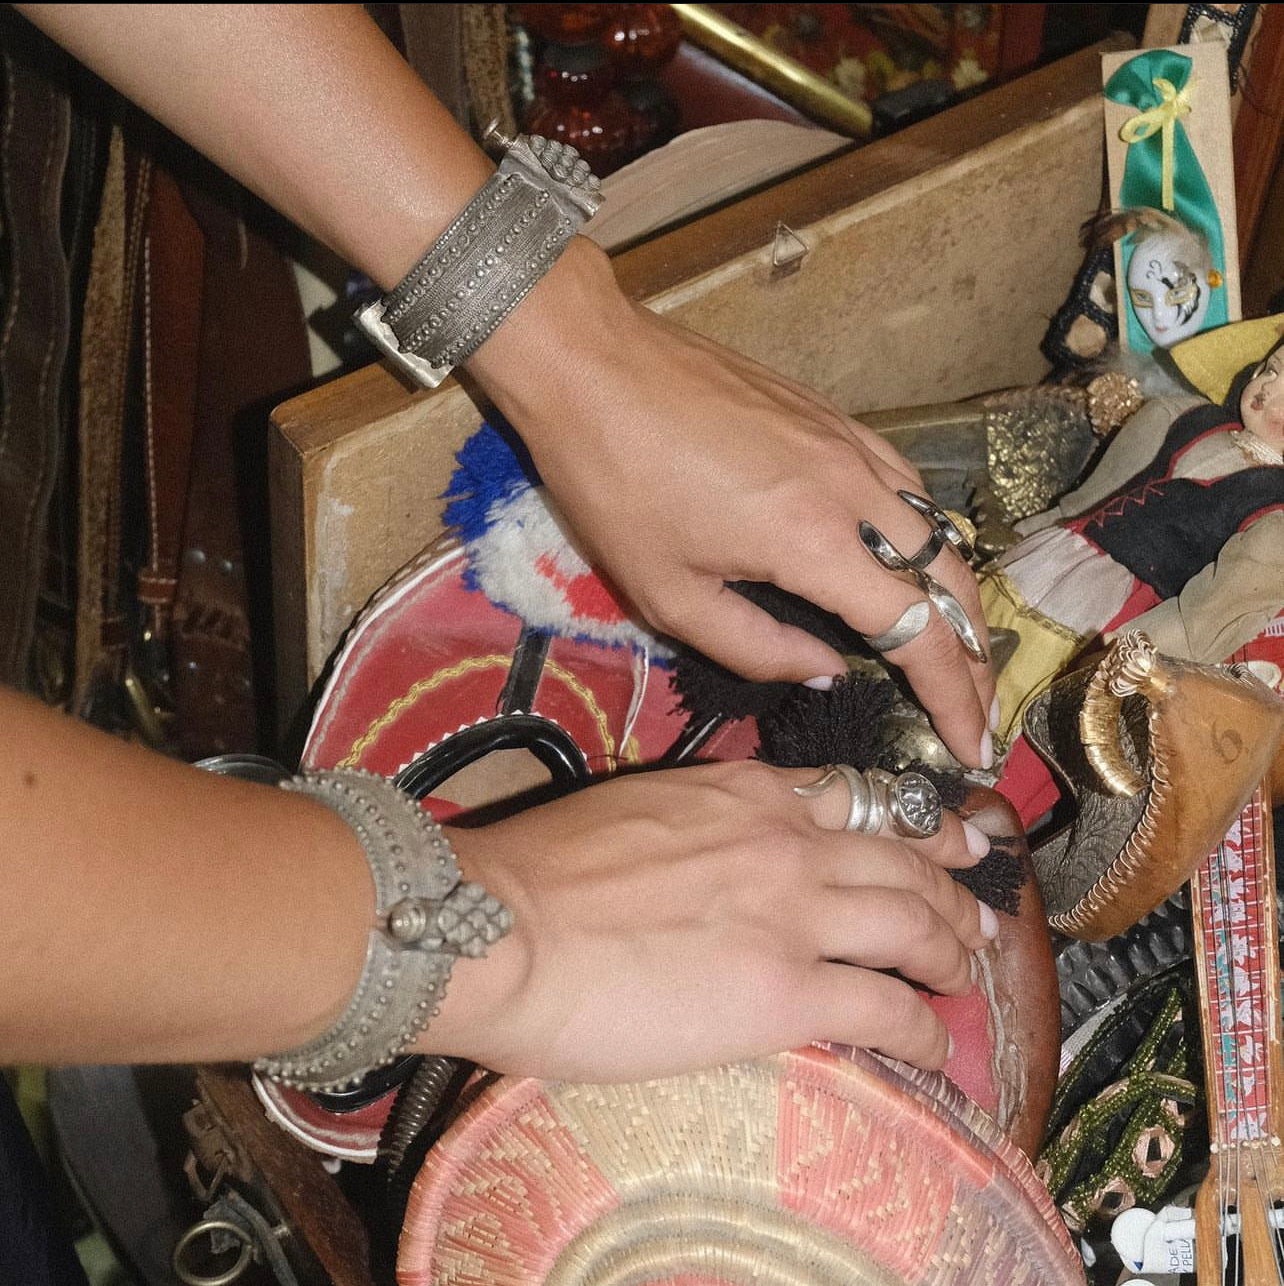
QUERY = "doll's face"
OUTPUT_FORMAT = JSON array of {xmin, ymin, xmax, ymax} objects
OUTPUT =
[
  {"xmin": 1240, "ymin": 348, "xmax": 1284, "ymax": 446},
  {"xmin": 1127, "ymin": 232, "xmax": 1210, "ymax": 346}
]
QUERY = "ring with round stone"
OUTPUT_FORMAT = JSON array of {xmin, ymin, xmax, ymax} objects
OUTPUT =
[
  {"xmin": 868, "ymin": 768, "xmax": 944, "ymax": 840},
  {"xmin": 793, "ymin": 764, "xmax": 943, "ymax": 840}
]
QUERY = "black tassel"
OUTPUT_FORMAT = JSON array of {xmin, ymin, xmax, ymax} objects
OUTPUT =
[
  {"xmin": 669, "ymin": 580, "xmax": 866, "ymax": 725},
  {"xmin": 755, "ymin": 675, "xmax": 1023, "ymax": 915}
]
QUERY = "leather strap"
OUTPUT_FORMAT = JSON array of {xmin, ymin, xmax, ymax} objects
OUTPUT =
[
  {"xmin": 137, "ymin": 164, "xmax": 205, "ymax": 635},
  {"xmin": 72, "ymin": 129, "xmax": 151, "ymax": 716},
  {"xmin": 171, "ymin": 179, "xmax": 309, "ymax": 758},
  {"xmin": 0, "ymin": 48, "xmax": 71, "ymax": 686},
  {"xmin": 399, "ymin": 4, "xmax": 469, "ymax": 129},
  {"xmin": 33, "ymin": 76, "xmax": 111, "ymax": 709}
]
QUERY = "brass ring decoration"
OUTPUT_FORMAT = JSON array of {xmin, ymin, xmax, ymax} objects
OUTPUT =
[{"xmin": 1078, "ymin": 631, "xmax": 1162, "ymax": 797}]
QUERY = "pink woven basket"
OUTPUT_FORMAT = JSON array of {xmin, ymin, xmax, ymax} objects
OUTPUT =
[{"xmin": 398, "ymin": 1046, "xmax": 1083, "ymax": 1286}]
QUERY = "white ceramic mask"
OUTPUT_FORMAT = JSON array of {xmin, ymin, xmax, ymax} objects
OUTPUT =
[{"xmin": 1126, "ymin": 230, "xmax": 1211, "ymax": 347}]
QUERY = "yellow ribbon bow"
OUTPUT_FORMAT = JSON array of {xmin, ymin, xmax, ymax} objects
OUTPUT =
[{"xmin": 1119, "ymin": 76, "xmax": 1194, "ymax": 212}]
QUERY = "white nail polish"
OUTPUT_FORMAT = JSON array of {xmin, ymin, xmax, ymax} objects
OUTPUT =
[
  {"xmin": 962, "ymin": 820, "xmax": 990, "ymax": 859},
  {"xmin": 989, "ymin": 694, "xmax": 1001, "ymax": 732},
  {"xmin": 803, "ymin": 675, "xmax": 835, "ymax": 691},
  {"xmin": 978, "ymin": 902, "xmax": 1000, "ymax": 939},
  {"xmin": 978, "ymin": 729, "xmax": 994, "ymax": 771}
]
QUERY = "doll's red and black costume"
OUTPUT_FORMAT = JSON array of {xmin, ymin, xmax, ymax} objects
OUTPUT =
[{"xmin": 987, "ymin": 394, "xmax": 1284, "ymax": 826}]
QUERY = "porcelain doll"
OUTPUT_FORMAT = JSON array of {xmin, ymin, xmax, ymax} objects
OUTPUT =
[{"xmin": 986, "ymin": 335, "xmax": 1284, "ymax": 824}]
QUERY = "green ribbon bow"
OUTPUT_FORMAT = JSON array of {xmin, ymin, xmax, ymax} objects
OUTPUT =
[{"xmin": 1105, "ymin": 49, "xmax": 1227, "ymax": 352}]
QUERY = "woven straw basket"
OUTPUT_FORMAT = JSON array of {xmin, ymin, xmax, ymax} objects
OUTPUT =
[{"xmin": 398, "ymin": 1046, "xmax": 1083, "ymax": 1286}]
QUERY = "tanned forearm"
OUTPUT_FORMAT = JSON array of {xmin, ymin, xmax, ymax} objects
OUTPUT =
[
  {"xmin": 15, "ymin": 3, "xmax": 490, "ymax": 289},
  {"xmin": 0, "ymin": 687, "xmax": 372, "ymax": 1063},
  {"xmin": 15, "ymin": 2, "xmax": 631, "ymax": 437}
]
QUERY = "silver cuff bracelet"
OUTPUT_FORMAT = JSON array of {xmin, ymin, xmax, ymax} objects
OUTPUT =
[
  {"xmin": 355, "ymin": 126, "xmax": 604, "ymax": 388},
  {"xmin": 253, "ymin": 770, "xmax": 513, "ymax": 1091}
]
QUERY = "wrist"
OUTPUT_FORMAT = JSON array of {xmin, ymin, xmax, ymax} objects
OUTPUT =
[
  {"xmin": 254, "ymin": 774, "xmax": 513, "ymax": 1089},
  {"xmin": 410, "ymin": 824, "xmax": 532, "ymax": 1067},
  {"xmin": 358, "ymin": 131, "xmax": 604, "ymax": 388},
  {"xmin": 463, "ymin": 235, "xmax": 640, "ymax": 434}
]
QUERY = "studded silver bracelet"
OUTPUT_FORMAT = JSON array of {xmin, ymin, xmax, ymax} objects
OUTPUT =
[
  {"xmin": 355, "ymin": 126, "xmax": 604, "ymax": 389},
  {"xmin": 253, "ymin": 770, "xmax": 512, "ymax": 1092}
]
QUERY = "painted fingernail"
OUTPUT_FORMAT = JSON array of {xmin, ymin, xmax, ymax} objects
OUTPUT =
[
  {"xmin": 978, "ymin": 901, "xmax": 1000, "ymax": 940},
  {"xmin": 962, "ymin": 820, "xmax": 991, "ymax": 859},
  {"xmin": 978, "ymin": 729, "xmax": 994, "ymax": 771},
  {"xmin": 803, "ymin": 675, "xmax": 835, "ymax": 691},
  {"xmin": 946, "ymin": 1032, "xmax": 955, "ymax": 1062},
  {"xmin": 989, "ymin": 694, "xmax": 1001, "ymax": 732}
]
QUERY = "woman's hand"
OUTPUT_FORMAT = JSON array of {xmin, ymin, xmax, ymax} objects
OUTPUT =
[
  {"xmin": 469, "ymin": 240, "xmax": 996, "ymax": 769},
  {"xmin": 428, "ymin": 761, "xmax": 997, "ymax": 1081}
]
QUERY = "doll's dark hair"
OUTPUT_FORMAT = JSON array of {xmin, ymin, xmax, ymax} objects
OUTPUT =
[{"xmin": 1225, "ymin": 331, "xmax": 1284, "ymax": 416}]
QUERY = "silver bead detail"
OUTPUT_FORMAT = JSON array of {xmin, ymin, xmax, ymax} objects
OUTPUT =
[{"xmin": 387, "ymin": 897, "xmax": 429, "ymax": 944}]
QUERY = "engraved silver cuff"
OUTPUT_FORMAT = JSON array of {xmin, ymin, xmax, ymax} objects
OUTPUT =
[
  {"xmin": 355, "ymin": 126, "xmax": 604, "ymax": 388},
  {"xmin": 253, "ymin": 770, "xmax": 512, "ymax": 1092}
]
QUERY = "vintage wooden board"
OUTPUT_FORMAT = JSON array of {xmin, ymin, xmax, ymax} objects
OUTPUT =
[
  {"xmin": 191, "ymin": 1065, "xmax": 375, "ymax": 1285},
  {"xmin": 269, "ymin": 35, "xmax": 1132, "ymax": 736}
]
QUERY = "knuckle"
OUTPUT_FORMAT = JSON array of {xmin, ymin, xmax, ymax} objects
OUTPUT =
[
  {"xmin": 761, "ymin": 825, "xmax": 808, "ymax": 874},
  {"xmin": 955, "ymin": 886, "xmax": 982, "ymax": 930},
  {"xmin": 914, "ymin": 616, "xmax": 967, "ymax": 666},
  {"xmin": 794, "ymin": 487, "xmax": 857, "ymax": 540},
  {"xmin": 900, "ymin": 849, "xmax": 937, "ymax": 898},
  {"xmin": 715, "ymin": 758, "xmax": 781, "ymax": 800},
  {"xmin": 883, "ymin": 981, "xmax": 928, "ymax": 1033},
  {"xmin": 642, "ymin": 600, "xmax": 685, "ymax": 638},
  {"xmin": 893, "ymin": 617, "xmax": 973, "ymax": 683},
  {"xmin": 889, "ymin": 887, "xmax": 937, "ymax": 939}
]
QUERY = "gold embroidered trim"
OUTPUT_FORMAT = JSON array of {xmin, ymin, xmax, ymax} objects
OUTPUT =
[{"xmin": 339, "ymin": 655, "xmax": 619, "ymax": 769}]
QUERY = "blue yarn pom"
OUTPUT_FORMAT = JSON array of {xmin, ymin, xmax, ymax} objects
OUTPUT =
[{"xmin": 441, "ymin": 420, "xmax": 542, "ymax": 545}]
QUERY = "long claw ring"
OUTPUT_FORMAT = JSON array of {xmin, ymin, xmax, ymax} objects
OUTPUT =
[
  {"xmin": 794, "ymin": 765, "xmax": 943, "ymax": 839},
  {"xmin": 858, "ymin": 520, "xmax": 911, "ymax": 572},
  {"xmin": 922, "ymin": 579, "xmax": 988, "ymax": 665},
  {"xmin": 857, "ymin": 521, "xmax": 988, "ymax": 665},
  {"xmin": 897, "ymin": 490, "xmax": 975, "ymax": 562}
]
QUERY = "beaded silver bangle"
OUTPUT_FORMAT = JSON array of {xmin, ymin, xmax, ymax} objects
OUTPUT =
[
  {"xmin": 253, "ymin": 770, "xmax": 512, "ymax": 1091},
  {"xmin": 355, "ymin": 125, "xmax": 604, "ymax": 389}
]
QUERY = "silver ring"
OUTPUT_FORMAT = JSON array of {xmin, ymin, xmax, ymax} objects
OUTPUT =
[
  {"xmin": 869, "ymin": 768, "xmax": 944, "ymax": 840},
  {"xmin": 907, "ymin": 526, "xmax": 947, "ymax": 571},
  {"xmin": 862, "ymin": 600, "xmax": 931, "ymax": 653},
  {"xmin": 857, "ymin": 521, "xmax": 988, "ymax": 664},
  {"xmin": 921, "ymin": 574, "xmax": 988, "ymax": 664},
  {"xmin": 793, "ymin": 765, "xmax": 943, "ymax": 839},
  {"xmin": 858, "ymin": 520, "xmax": 948, "ymax": 575},
  {"xmin": 897, "ymin": 490, "xmax": 974, "ymax": 562},
  {"xmin": 794, "ymin": 765, "xmax": 880, "ymax": 834},
  {"xmin": 858, "ymin": 520, "xmax": 912, "ymax": 572}
]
